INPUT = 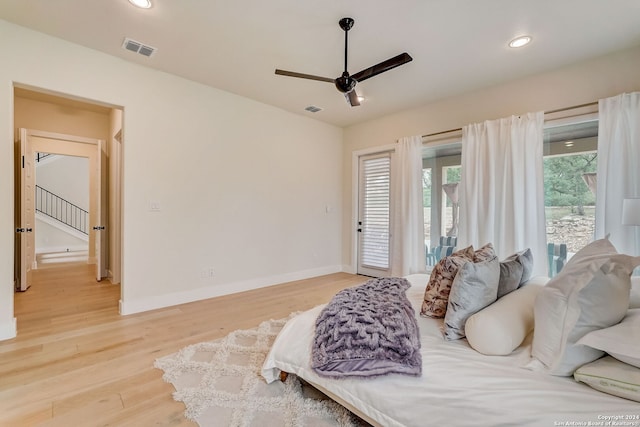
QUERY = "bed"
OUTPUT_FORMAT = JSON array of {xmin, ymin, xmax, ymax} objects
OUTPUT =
[{"xmin": 262, "ymin": 273, "xmax": 640, "ymax": 427}]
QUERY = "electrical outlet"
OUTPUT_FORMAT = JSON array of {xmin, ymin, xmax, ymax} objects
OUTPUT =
[
  {"xmin": 207, "ymin": 267, "xmax": 215, "ymax": 278},
  {"xmin": 149, "ymin": 200, "xmax": 161, "ymax": 211}
]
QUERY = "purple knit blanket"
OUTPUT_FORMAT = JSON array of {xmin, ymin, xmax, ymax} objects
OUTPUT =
[{"xmin": 311, "ymin": 277, "xmax": 422, "ymax": 378}]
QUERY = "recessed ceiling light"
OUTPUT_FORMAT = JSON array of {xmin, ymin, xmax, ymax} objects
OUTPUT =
[
  {"xmin": 128, "ymin": 0, "xmax": 152, "ymax": 9},
  {"xmin": 509, "ymin": 35, "xmax": 532, "ymax": 48}
]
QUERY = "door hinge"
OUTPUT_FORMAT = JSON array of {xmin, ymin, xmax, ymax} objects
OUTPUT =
[
  {"xmin": 16, "ymin": 228, "xmax": 25, "ymax": 233},
  {"xmin": 93, "ymin": 226, "xmax": 106, "ymax": 230}
]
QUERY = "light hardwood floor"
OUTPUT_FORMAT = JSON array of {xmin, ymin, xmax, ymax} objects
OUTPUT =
[{"xmin": 1, "ymin": 262, "xmax": 368, "ymax": 426}]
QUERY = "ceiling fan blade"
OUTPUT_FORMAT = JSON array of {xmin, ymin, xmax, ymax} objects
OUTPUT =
[
  {"xmin": 345, "ymin": 90, "xmax": 360, "ymax": 107},
  {"xmin": 275, "ymin": 69, "xmax": 335, "ymax": 83},
  {"xmin": 351, "ymin": 52, "xmax": 413, "ymax": 83}
]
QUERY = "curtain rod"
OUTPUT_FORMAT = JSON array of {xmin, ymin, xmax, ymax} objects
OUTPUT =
[{"xmin": 421, "ymin": 101, "xmax": 599, "ymax": 139}]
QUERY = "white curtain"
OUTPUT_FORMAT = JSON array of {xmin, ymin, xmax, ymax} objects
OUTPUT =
[
  {"xmin": 458, "ymin": 112, "xmax": 547, "ymax": 276},
  {"xmin": 595, "ymin": 92, "xmax": 640, "ymax": 255},
  {"xmin": 390, "ymin": 135, "xmax": 426, "ymax": 276}
]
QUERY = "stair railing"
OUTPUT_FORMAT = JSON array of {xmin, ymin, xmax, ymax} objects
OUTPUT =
[
  {"xmin": 36, "ymin": 153, "xmax": 53, "ymax": 162},
  {"xmin": 35, "ymin": 185, "xmax": 88, "ymax": 235}
]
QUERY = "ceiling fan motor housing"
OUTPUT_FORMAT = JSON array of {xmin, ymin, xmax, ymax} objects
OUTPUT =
[
  {"xmin": 335, "ymin": 72, "xmax": 357, "ymax": 93},
  {"xmin": 339, "ymin": 17, "xmax": 354, "ymax": 31}
]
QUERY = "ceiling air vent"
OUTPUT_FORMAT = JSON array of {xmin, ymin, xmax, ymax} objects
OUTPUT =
[
  {"xmin": 305, "ymin": 105, "xmax": 323, "ymax": 113},
  {"xmin": 122, "ymin": 38, "xmax": 157, "ymax": 57}
]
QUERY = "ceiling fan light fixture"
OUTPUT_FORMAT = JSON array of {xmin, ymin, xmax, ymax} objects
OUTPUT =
[
  {"xmin": 509, "ymin": 35, "xmax": 532, "ymax": 48},
  {"xmin": 128, "ymin": 0, "xmax": 152, "ymax": 9}
]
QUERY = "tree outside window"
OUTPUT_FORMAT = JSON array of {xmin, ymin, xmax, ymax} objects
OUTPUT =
[{"xmin": 544, "ymin": 152, "xmax": 597, "ymax": 253}]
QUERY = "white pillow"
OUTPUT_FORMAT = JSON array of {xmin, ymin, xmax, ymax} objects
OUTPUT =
[
  {"xmin": 574, "ymin": 356, "xmax": 640, "ymax": 403},
  {"xmin": 577, "ymin": 309, "xmax": 640, "ymax": 368},
  {"xmin": 465, "ymin": 278, "xmax": 546, "ymax": 355},
  {"xmin": 530, "ymin": 238, "xmax": 640, "ymax": 376},
  {"xmin": 631, "ymin": 277, "xmax": 640, "ymax": 309}
]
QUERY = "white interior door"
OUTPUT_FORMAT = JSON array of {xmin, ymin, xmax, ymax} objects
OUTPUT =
[
  {"xmin": 17, "ymin": 129, "xmax": 35, "ymax": 291},
  {"xmin": 357, "ymin": 152, "xmax": 392, "ymax": 277},
  {"xmin": 94, "ymin": 139, "xmax": 106, "ymax": 282}
]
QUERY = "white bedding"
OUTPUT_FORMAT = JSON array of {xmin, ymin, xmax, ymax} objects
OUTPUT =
[{"xmin": 262, "ymin": 274, "xmax": 640, "ymax": 427}]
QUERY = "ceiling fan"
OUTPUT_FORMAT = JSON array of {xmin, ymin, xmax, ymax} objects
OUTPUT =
[{"xmin": 275, "ymin": 17, "xmax": 413, "ymax": 107}]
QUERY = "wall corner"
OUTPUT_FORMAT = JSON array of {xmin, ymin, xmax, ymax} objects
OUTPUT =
[{"xmin": 0, "ymin": 317, "xmax": 17, "ymax": 341}]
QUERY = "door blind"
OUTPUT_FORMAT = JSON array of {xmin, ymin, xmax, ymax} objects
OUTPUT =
[{"xmin": 360, "ymin": 154, "xmax": 391, "ymax": 269}]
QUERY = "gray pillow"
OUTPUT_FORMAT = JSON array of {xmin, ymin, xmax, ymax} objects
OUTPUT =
[
  {"xmin": 443, "ymin": 256, "xmax": 500, "ymax": 340},
  {"xmin": 498, "ymin": 259, "xmax": 524, "ymax": 298},
  {"xmin": 503, "ymin": 248, "xmax": 534, "ymax": 287}
]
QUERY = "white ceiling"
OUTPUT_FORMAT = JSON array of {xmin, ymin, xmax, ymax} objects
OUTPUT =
[{"xmin": 1, "ymin": 0, "xmax": 640, "ymax": 128}]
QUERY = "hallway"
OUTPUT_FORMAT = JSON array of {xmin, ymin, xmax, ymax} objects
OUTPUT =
[{"xmin": 14, "ymin": 262, "xmax": 119, "ymax": 337}]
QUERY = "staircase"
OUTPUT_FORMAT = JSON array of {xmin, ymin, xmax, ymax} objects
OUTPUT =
[{"xmin": 35, "ymin": 185, "xmax": 89, "ymax": 236}]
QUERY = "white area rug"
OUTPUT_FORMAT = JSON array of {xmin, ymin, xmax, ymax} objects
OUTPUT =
[{"xmin": 154, "ymin": 314, "xmax": 366, "ymax": 427}]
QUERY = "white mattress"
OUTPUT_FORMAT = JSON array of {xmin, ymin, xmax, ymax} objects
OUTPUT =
[{"xmin": 262, "ymin": 274, "xmax": 640, "ymax": 427}]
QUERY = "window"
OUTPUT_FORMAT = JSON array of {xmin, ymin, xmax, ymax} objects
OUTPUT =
[
  {"xmin": 543, "ymin": 120, "xmax": 598, "ymax": 275},
  {"xmin": 423, "ymin": 141, "xmax": 462, "ymax": 265},
  {"xmin": 422, "ymin": 167, "xmax": 432, "ymax": 248},
  {"xmin": 442, "ymin": 165, "xmax": 460, "ymax": 238},
  {"xmin": 418, "ymin": 113, "xmax": 599, "ymax": 274}
]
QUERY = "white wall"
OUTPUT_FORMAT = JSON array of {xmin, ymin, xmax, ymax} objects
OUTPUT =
[
  {"xmin": 0, "ymin": 19, "xmax": 343, "ymax": 339},
  {"xmin": 37, "ymin": 155, "xmax": 89, "ymax": 210},
  {"xmin": 35, "ymin": 217, "xmax": 87, "ymax": 254},
  {"xmin": 341, "ymin": 45, "xmax": 640, "ymax": 271}
]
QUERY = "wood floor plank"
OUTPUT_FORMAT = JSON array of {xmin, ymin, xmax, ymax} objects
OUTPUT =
[
  {"xmin": 51, "ymin": 392, "xmax": 124, "ymax": 421},
  {"xmin": 0, "ymin": 262, "xmax": 367, "ymax": 425},
  {"xmin": 0, "ymin": 403, "xmax": 52, "ymax": 427}
]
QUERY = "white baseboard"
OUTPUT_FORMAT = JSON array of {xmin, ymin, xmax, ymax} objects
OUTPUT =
[
  {"xmin": 36, "ymin": 245, "xmax": 88, "ymax": 254},
  {"xmin": 342, "ymin": 264, "xmax": 356, "ymax": 274},
  {"xmin": 119, "ymin": 265, "xmax": 343, "ymax": 315},
  {"xmin": 0, "ymin": 317, "xmax": 17, "ymax": 341}
]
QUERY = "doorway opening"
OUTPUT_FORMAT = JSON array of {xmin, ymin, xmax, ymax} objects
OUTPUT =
[{"xmin": 13, "ymin": 85, "xmax": 123, "ymax": 330}]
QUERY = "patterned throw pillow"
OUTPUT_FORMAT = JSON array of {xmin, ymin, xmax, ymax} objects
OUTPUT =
[
  {"xmin": 473, "ymin": 242, "xmax": 495, "ymax": 262},
  {"xmin": 421, "ymin": 246, "xmax": 474, "ymax": 318}
]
